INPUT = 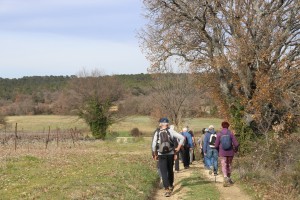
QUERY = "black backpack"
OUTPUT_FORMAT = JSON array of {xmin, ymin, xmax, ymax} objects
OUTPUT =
[
  {"xmin": 209, "ymin": 132, "xmax": 217, "ymax": 148},
  {"xmin": 156, "ymin": 128, "xmax": 174, "ymax": 154}
]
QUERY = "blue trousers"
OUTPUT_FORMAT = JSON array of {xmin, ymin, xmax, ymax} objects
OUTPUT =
[{"xmin": 206, "ymin": 148, "xmax": 218, "ymax": 173}]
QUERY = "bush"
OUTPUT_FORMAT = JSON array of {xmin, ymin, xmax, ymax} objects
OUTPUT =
[
  {"xmin": 131, "ymin": 128, "xmax": 142, "ymax": 137},
  {"xmin": 0, "ymin": 114, "xmax": 6, "ymax": 125},
  {"xmin": 237, "ymin": 135, "xmax": 300, "ymax": 200}
]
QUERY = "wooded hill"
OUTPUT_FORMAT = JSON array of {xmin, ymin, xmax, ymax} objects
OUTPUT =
[
  {"xmin": 0, "ymin": 74, "xmax": 211, "ymax": 117},
  {"xmin": 0, "ymin": 74, "xmax": 151, "ymax": 100}
]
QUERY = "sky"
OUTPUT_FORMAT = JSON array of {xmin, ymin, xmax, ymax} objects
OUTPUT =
[{"xmin": 0, "ymin": 0, "xmax": 150, "ymax": 78}]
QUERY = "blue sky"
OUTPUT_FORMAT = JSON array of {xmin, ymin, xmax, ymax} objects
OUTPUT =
[{"xmin": 0, "ymin": 0, "xmax": 149, "ymax": 78}]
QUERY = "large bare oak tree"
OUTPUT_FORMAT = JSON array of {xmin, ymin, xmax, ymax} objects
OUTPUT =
[{"xmin": 140, "ymin": 0, "xmax": 300, "ymax": 134}]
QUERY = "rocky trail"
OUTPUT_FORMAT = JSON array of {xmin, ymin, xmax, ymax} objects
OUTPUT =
[{"xmin": 153, "ymin": 161, "xmax": 251, "ymax": 200}]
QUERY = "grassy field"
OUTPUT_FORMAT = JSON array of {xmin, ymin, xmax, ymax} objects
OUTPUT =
[
  {"xmin": 5, "ymin": 115, "xmax": 223, "ymax": 137},
  {"xmin": 5, "ymin": 115, "xmax": 89, "ymax": 132},
  {"xmin": 0, "ymin": 139, "xmax": 158, "ymax": 199},
  {"xmin": 0, "ymin": 115, "xmax": 222, "ymax": 199},
  {"xmin": 0, "ymin": 139, "xmax": 221, "ymax": 200}
]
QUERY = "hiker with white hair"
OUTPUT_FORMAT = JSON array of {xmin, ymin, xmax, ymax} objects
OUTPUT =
[{"xmin": 203, "ymin": 125, "xmax": 219, "ymax": 176}]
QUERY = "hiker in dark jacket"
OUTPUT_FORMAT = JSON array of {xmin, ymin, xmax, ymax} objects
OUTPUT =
[{"xmin": 214, "ymin": 121, "xmax": 239, "ymax": 187}]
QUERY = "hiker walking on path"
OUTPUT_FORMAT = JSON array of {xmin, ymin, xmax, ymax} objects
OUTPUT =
[
  {"xmin": 198, "ymin": 128, "xmax": 209, "ymax": 169},
  {"xmin": 214, "ymin": 121, "xmax": 239, "ymax": 187},
  {"xmin": 187, "ymin": 126, "xmax": 195, "ymax": 164},
  {"xmin": 203, "ymin": 125, "xmax": 219, "ymax": 176},
  {"xmin": 181, "ymin": 127, "xmax": 194, "ymax": 169},
  {"xmin": 152, "ymin": 118, "xmax": 185, "ymax": 197}
]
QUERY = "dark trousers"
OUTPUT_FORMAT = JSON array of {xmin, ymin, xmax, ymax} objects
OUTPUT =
[
  {"xmin": 174, "ymin": 152, "xmax": 180, "ymax": 171},
  {"xmin": 158, "ymin": 154, "xmax": 174, "ymax": 189},
  {"xmin": 182, "ymin": 148, "xmax": 190, "ymax": 168}
]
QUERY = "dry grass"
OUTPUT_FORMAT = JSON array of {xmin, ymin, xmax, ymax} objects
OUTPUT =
[
  {"xmin": 0, "ymin": 139, "xmax": 157, "ymax": 199},
  {"xmin": 4, "ymin": 115, "xmax": 224, "ymax": 137}
]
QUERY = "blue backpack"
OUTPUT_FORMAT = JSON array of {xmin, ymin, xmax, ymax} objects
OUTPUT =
[{"xmin": 220, "ymin": 130, "xmax": 232, "ymax": 150}]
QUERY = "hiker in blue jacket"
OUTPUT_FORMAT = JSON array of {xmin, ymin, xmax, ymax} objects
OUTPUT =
[
  {"xmin": 181, "ymin": 127, "xmax": 194, "ymax": 169},
  {"xmin": 203, "ymin": 125, "xmax": 218, "ymax": 176}
]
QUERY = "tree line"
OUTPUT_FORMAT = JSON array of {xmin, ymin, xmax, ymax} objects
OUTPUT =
[{"xmin": 0, "ymin": 72, "xmax": 215, "ymax": 136}]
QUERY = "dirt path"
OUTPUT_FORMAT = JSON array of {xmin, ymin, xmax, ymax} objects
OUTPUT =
[{"xmin": 153, "ymin": 161, "xmax": 251, "ymax": 200}]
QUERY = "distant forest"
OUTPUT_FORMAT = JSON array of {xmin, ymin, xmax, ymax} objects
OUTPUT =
[{"xmin": 0, "ymin": 74, "xmax": 215, "ymax": 117}]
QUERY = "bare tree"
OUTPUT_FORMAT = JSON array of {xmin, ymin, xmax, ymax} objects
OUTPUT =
[
  {"xmin": 140, "ymin": 0, "xmax": 300, "ymax": 134},
  {"xmin": 150, "ymin": 72, "xmax": 201, "ymax": 127}
]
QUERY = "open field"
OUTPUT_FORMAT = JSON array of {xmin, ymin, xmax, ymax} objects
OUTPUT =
[
  {"xmin": 0, "ymin": 138, "xmax": 222, "ymax": 200},
  {"xmin": 4, "ymin": 115, "xmax": 224, "ymax": 137},
  {"xmin": 0, "ymin": 115, "xmax": 222, "ymax": 199},
  {"xmin": 0, "ymin": 139, "xmax": 158, "ymax": 199}
]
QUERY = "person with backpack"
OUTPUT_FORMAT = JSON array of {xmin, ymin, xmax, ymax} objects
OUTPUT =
[
  {"xmin": 214, "ymin": 121, "xmax": 239, "ymax": 187},
  {"xmin": 181, "ymin": 127, "xmax": 194, "ymax": 169},
  {"xmin": 203, "ymin": 125, "xmax": 219, "ymax": 176},
  {"xmin": 152, "ymin": 118, "xmax": 185, "ymax": 197}
]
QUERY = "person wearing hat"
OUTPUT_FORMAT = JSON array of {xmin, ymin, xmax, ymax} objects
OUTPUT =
[
  {"xmin": 214, "ymin": 121, "xmax": 239, "ymax": 187},
  {"xmin": 152, "ymin": 117, "xmax": 185, "ymax": 197},
  {"xmin": 203, "ymin": 125, "xmax": 219, "ymax": 176}
]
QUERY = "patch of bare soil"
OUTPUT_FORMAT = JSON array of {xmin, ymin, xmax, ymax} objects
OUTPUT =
[
  {"xmin": 153, "ymin": 163, "xmax": 193, "ymax": 200},
  {"xmin": 153, "ymin": 161, "xmax": 251, "ymax": 200},
  {"xmin": 199, "ymin": 162, "xmax": 251, "ymax": 200}
]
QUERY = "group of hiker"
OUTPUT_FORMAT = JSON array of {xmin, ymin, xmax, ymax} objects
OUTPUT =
[{"xmin": 151, "ymin": 118, "xmax": 239, "ymax": 197}]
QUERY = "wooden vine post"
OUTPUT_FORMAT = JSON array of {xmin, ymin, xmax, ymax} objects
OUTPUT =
[
  {"xmin": 45, "ymin": 126, "xmax": 50, "ymax": 149},
  {"xmin": 14, "ymin": 123, "xmax": 18, "ymax": 151}
]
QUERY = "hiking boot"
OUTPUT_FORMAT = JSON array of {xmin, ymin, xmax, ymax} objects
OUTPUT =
[
  {"xmin": 223, "ymin": 177, "xmax": 230, "ymax": 187},
  {"xmin": 214, "ymin": 172, "xmax": 218, "ymax": 176},
  {"xmin": 228, "ymin": 178, "xmax": 234, "ymax": 185},
  {"xmin": 164, "ymin": 189, "xmax": 171, "ymax": 197}
]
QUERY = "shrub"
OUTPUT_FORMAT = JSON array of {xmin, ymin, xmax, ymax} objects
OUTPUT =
[
  {"xmin": 237, "ymin": 135, "xmax": 300, "ymax": 200},
  {"xmin": 131, "ymin": 128, "xmax": 142, "ymax": 137},
  {"xmin": 0, "ymin": 114, "xmax": 6, "ymax": 126}
]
